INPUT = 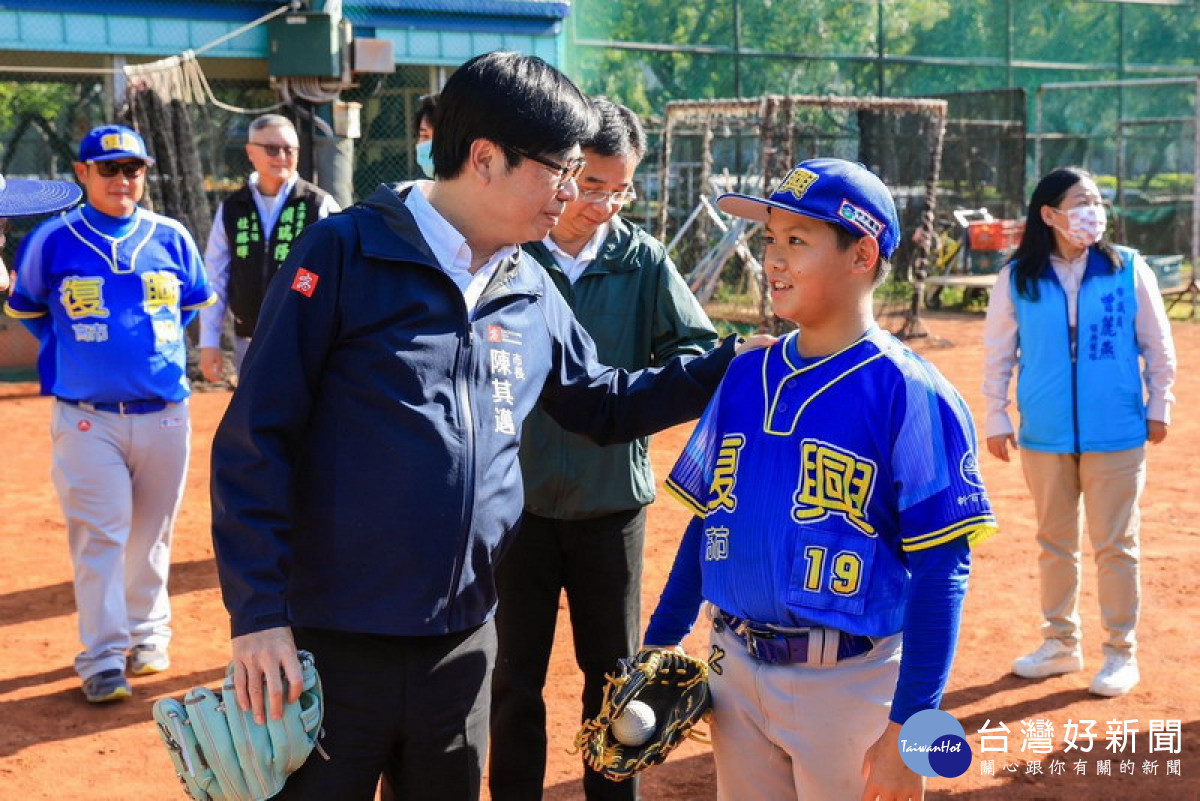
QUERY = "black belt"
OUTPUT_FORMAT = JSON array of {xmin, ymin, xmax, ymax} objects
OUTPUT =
[
  {"xmin": 714, "ymin": 609, "xmax": 876, "ymax": 665},
  {"xmin": 58, "ymin": 398, "xmax": 170, "ymax": 416}
]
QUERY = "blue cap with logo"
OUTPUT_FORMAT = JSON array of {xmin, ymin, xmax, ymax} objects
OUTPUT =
[
  {"xmin": 78, "ymin": 124, "xmax": 155, "ymax": 165},
  {"xmin": 717, "ymin": 157, "xmax": 900, "ymax": 258}
]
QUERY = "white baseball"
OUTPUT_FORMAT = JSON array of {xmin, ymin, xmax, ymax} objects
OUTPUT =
[{"xmin": 612, "ymin": 700, "xmax": 656, "ymax": 747}]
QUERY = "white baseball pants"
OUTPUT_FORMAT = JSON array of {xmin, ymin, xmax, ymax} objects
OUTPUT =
[
  {"xmin": 707, "ymin": 611, "xmax": 902, "ymax": 800},
  {"xmin": 51, "ymin": 399, "xmax": 190, "ymax": 680}
]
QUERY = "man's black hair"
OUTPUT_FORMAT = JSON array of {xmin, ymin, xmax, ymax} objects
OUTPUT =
[
  {"xmin": 431, "ymin": 51, "xmax": 597, "ymax": 179},
  {"xmin": 584, "ymin": 98, "xmax": 646, "ymax": 161}
]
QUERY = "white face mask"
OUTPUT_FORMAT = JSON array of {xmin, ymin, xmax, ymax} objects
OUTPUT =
[{"xmin": 1054, "ymin": 204, "xmax": 1106, "ymax": 249}]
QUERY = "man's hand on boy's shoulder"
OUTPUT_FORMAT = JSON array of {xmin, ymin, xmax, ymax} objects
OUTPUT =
[{"xmin": 735, "ymin": 333, "xmax": 777, "ymax": 355}]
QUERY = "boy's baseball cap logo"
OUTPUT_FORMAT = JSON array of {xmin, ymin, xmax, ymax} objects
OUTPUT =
[
  {"xmin": 837, "ymin": 200, "xmax": 885, "ymax": 238},
  {"xmin": 897, "ymin": 709, "xmax": 973, "ymax": 778},
  {"xmin": 775, "ymin": 168, "xmax": 819, "ymax": 200}
]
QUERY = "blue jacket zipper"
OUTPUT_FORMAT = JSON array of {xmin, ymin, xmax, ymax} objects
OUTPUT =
[
  {"xmin": 443, "ymin": 265, "xmax": 530, "ymax": 625},
  {"xmin": 1062, "ymin": 280, "xmax": 1081, "ymax": 454}
]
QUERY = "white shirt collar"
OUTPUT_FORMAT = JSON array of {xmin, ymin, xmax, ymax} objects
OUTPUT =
[
  {"xmin": 404, "ymin": 181, "xmax": 518, "ymax": 311},
  {"xmin": 543, "ymin": 220, "xmax": 611, "ymax": 284},
  {"xmin": 249, "ymin": 171, "xmax": 298, "ymax": 203},
  {"xmin": 247, "ymin": 172, "xmax": 299, "ymax": 237}
]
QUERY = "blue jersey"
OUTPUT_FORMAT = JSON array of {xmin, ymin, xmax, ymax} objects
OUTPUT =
[
  {"xmin": 665, "ymin": 327, "xmax": 997, "ymax": 638},
  {"xmin": 5, "ymin": 207, "xmax": 214, "ymax": 403}
]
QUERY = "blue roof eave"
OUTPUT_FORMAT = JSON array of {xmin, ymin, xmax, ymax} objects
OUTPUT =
[{"xmin": 5, "ymin": 1, "xmax": 570, "ymax": 24}]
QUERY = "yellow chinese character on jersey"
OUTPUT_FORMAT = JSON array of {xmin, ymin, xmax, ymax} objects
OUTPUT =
[
  {"xmin": 707, "ymin": 433, "xmax": 746, "ymax": 513},
  {"xmin": 775, "ymin": 167, "xmax": 819, "ymax": 200},
  {"xmin": 793, "ymin": 439, "xmax": 877, "ymax": 535},
  {"xmin": 59, "ymin": 277, "xmax": 109, "ymax": 319},
  {"xmin": 142, "ymin": 271, "xmax": 180, "ymax": 311}
]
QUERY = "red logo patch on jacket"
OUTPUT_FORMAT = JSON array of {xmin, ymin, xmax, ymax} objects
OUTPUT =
[{"xmin": 291, "ymin": 268, "xmax": 319, "ymax": 297}]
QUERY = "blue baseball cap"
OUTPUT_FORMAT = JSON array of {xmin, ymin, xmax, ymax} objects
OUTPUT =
[
  {"xmin": 0, "ymin": 172, "xmax": 82, "ymax": 218},
  {"xmin": 78, "ymin": 124, "xmax": 155, "ymax": 164},
  {"xmin": 717, "ymin": 158, "xmax": 900, "ymax": 258}
]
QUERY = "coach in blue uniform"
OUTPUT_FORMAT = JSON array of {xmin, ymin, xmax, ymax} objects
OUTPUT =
[
  {"xmin": 210, "ymin": 53, "xmax": 759, "ymax": 801},
  {"xmin": 645, "ymin": 159, "xmax": 998, "ymax": 800},
  {"xmin": 5, "ymin": 125, "xmax": 214, "ymax": 704}
]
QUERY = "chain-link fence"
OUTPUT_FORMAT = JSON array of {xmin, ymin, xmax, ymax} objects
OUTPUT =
[
  {"xmin": 1034, "ymin": 78, "xmax": 1197, "ymax": 292},
  {"xmin": 569, "ymin": 0, "xmax": 1200, "ymax": 313}
]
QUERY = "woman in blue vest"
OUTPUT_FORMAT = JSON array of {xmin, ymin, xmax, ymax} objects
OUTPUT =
[{"xmin": 983, "ymin": 166, "xmax": 1176, "ymax": 697}]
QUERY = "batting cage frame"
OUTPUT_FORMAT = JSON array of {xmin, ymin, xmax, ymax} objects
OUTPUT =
[{"xmin": 656, "ymin": 94, "xmax": 947, "ymax": 338}]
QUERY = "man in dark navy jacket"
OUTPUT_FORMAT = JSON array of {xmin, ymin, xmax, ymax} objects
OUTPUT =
[{"xmin": 210, "ymin": 52, "xmax": 764, "ymax": 801}]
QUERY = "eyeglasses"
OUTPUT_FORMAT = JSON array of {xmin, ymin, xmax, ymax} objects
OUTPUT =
[
  {"xmin": 580, "ymin": 188, "xmax": 637, "ymax": 206},
  {"xmin": 91, "ymin": 161, "xmax": 147, "ymax": 179},
  {"xmin": 503, "ymin": 145, "xmax": 586, "ymax": 191},
  {"xmin": 249, "ymin": 143, "xmax": 298, "ymax": 158}
]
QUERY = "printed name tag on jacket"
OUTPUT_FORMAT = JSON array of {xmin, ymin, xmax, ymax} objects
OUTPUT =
[{"xmin": 291, "ymin": 268, "xmax": 319, "ymax": 297}]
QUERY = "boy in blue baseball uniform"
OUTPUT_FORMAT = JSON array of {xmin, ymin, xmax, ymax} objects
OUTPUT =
[
  {"xmin": 644, "ymin": 159, "xmax": 998, "ymax": 800},
  {"xmin": 4, "ymin": 125, "xmax": 214, "ymax": 704}
]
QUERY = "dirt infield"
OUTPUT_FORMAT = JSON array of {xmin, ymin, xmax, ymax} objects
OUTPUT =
[{"xmin": 1, "ymin": 314, "xmax": 1197, "ymax": 800}]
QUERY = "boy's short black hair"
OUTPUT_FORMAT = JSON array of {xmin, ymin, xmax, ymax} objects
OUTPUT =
[
  {"xmin": 584, "ymin": 98, "xmax": 646, "ymax": 161},
  {"xmin": 413, "ymin": 93, "xmax": 438, "ymax": 136},
  {"xmin": 827, "ymin": 221, "xmax": 892, "ymax": 287},
  {"xmin": 432, "ymin": 51, "xmax": 597, "ymax": 179}
]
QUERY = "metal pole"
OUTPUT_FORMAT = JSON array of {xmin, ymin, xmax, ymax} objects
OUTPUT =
[
  {"xmin": 1192, "ymin": 78, "xmax": 1200, "ymax": 317},
  {"xmin": 297, "ymin": 100, "xmax": 316, "ymax": 183},
  {"xmin": 1034, "ymin": 87, "xmax": 1043, "ymax": 181},
  {"xmin": 876, "ymin": 0, "xmax": 885, "ymax": 97},
  {"xmin": 732, "ymin": 0, "xmax": 743, "ymax": 98},
  {"xmin": 1116, "ymin": 2, "xmax": 1127, "ymax": 242},
  {"xmin": 732, "ymin": 0, "xmax": 744, "ymax": 190},
  {"xmin": 1005, "ymin": 0, "xmax": 1014, "ymax": 88},
  {"xmin": 658, "ymin": 114, "xmax": 675, "ymax": 239}
]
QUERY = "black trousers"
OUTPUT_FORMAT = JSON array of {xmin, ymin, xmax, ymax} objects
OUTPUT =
[
  {"xmin": 489, "ymin": 507, "xmax": 647, "ymax": 801},
  {"xmin": 276, "ymin": 621, "xmax": 495, "ymax": 801}
]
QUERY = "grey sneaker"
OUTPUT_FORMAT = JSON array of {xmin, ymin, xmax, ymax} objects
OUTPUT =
[
  {"xmin": 128, "ymin": 644, "xmax": 170, "ymax": 676},
  {"xmin": 82, "ymin": 669, "xmax": 132, "ymax": 703},
  {"xmin": 1089, "ymin": 654, "xmax": 1139, "ymax": 697},
  {"xmin": 1012, "ymin": 640, "xmax": 1083, "ymax": 678}
]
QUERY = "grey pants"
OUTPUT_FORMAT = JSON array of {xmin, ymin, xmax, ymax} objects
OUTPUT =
[{"xmin": 51, "ymin": 399, "xmax": 191, "ymax": 679}]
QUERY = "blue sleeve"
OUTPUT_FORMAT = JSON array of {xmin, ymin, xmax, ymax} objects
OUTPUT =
[
  {"xmin": 893, "ymin": 372, "xmax": 999, "ymax": 553},
  {"xmin": 177, "ymin": 226, "xmax": 216, "ymax": 310},
  {"xmin": 210, "ymin": 217, "xmax": 343, "ymax": 636},
  {"xmin": 644, "ymin": 515, "xmax": 706, "ymax": 646},
  {"xmin": 889, "ymin": 536, "xmax": 970, "ymax": 724},
  {"xmin": 662, "ymin": 382, "xmax": 726, "ymax": 516},
  {"xmin": 4, "ymin": 226, "xmax": 51, "ymax": 319},
  {"xmin": 536, "ymin": 282, "xmax": 736, "ymax": 446}
]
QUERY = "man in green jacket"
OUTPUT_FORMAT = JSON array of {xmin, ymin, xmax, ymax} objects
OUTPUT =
[{"xmin": 489, "ymin": 99, "xmax": 720, "ymax": 801}]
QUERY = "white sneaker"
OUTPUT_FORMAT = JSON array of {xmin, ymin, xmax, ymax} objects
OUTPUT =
[
  {"xmin": 1012, "ymin": 640, "xmax": 1083, "ymax": 678},
  {"xmin": 1089, "ymin": 654, "xmax": 1139, "ymax": 697},
  {"xmin": 127, "ymin": 644, "xmax": 170, "ymax": 676}
]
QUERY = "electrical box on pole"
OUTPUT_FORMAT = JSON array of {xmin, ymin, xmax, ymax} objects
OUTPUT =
[{"xmin": 268, "ymin": 12, "xmax": 350, "ymax": 78}]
